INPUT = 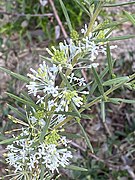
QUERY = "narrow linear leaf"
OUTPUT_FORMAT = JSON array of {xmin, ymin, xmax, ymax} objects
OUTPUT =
[
  {"xmin": 39, "ymin": 118, "xmax": 50, "ymax": 143},
  {"xmin": 90, "ymin": 65, "xmax": 110, "ymax": 95},
  {"xmin": 95, "ymin": 34, "xmax": 135, "ymax": 43},
  {"xmin": 21, "ymin": 92, "xmax": 35, "ymax": 103},
  {"xmin": 78, "ymin": 122, "xmax": 93, "ymax": 153},
  {"xmin": 60, "ymin": 72, "xmax": 74, "ymax": 90},
  {"xmin": 0, "ymin": 67, "xmax": 30, "ymax": 83},
  {"xmin": 7, "ymin": 104, "xmax": 26, "ymax": 120},
  {"xmin": 59, "ymin": 0, "xmax": 72, "ymax": 32},
  {"xmin": 101, "ymin": 101, "xmax": 105, "ymax": 123},
  {"xmin": 104, "ymin": 1, "xmax": 135, "ymax": 7},
  {"xmin": 124, "ymin": 11, "xmax": 135, "ymax": 27},
  {"xmin": 73, "ymin": 0, "xmax": 90, "ymax": 16},
  {"xmin": 94, "ymin": 14, "xmax": 135, "ymax": 32},
  {"xmin": 109, "ymin": 98, "xmax": 135, "ymax": 104},
  {"xmin": 6, "ymin": 92, "xmax": 39, "ymax": 109},
  {"xmin": 81, "ymin": 113, "xmax": 94, "ymax": 120},
  {"xmin": 66, "ymin": 165, "xmax": 88, "ymax": 172},
  {"xmin": 0, "ymin": 138, "xmax": 15, "ymax": 145},
  {"xmin": 0, "ymin": 134, "xmax": 7, "ymax": 141},
  {"xmin": 8, "ymin": 115, "xmax": 29, "ymax": 126},
  {"xmin": 59, "ymin": 132, "xmax": 82, "ymax": 139},
  {"xmin": 40, "ymin": 165, "xmax": 46, "ymax": 180},
  {"xmin": 103, "ymin": 76, "xmax": 129, "ymax": 86},
  {"xmin": 71, "ymin": 101, "xmax": 81, "ymax": 118},
  {"xmin": 92, "ymin": 66, "xmax": 104, "ymax": 95},
  {"xmin": 55, "ymin": 111, "xmax": 79, "ymax": 118},
  {"xmin": 108, "ymin": 98, "xmax": 120, "ymax": 105},
  {"xmin": 0, "ymin": 135, "xmax": 26, "ymax": 145},
  {"xmin": 40, "ymin": 55, "xmax": 53, "ymax": 63},
  {"xmin": 107, "ymin": 43, "xmax": 113, "ymax": 76}
]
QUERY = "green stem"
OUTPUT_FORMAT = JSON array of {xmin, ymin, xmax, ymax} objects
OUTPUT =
[
  {"xmin": 54, "ymin": 73, "xmax": 135, "ymax": 129},
  {"xmin": 85, "ymin": 1, "xmax": 103, "ymax": 37}
]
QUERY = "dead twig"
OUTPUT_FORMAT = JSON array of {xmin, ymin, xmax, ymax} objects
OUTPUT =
[{"xmin": 48, "ymin": 0, "xmax": 68, "ymax": 40}]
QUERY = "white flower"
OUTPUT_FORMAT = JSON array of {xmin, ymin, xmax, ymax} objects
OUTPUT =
[
  {"xmin": 49, "ymin": 64, "xmax": 58, "ymax": 73},
  {"xmin": 26, "ymin": 62, "xmax": 59, "ymax": 98},
  {"xmin": 87, "ymin": 63, "xmax": 99, "ymax": 68},
  {"xmin": 48, "ymin": 100, "xmax": 57, "ymax": 111},
  {"xmin": 27, "ymin": 154, "xmax": 39, "ymax": 171},
  {"xmin": 30, "ymin": 116, "xmax": 37, "ymax": 124},
  {"xmin": 78, "ymin": 78, "xmax": 86, "ymax": 86},
  {"xmin": 42, "ymin": 144, "xmax": 72, "ymax": 173},
  {"xmin": 72, "ymin": 96, "xmax": 83, "ymax": 107},
  {"xmin": 44, "ymin": 85, "xmax": 59, "ymax": 97},
  {"xmin": 40, "ymin": 0, "xmax": 48, "ymax": 6},
  {"xmin": 60, "ymin": 136, "xmax": 68, "ymax": 146},
  {"xmin": 81, "ymin": 24, "xmax": 88, "ymax": 34},
  {"xmin": 26, "ymin": 82, "xmax": 38, "ymax": 96}
]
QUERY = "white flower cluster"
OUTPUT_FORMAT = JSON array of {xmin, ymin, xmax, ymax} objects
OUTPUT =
[
  {"xmin": 39, "ymin": 143, "xmax": 72, "ymax": 173},
  {"xmin": 6, "ymin": 131, "xmax": 72, "ymax": 176},
  {"xmin": 26, "ymin": 62, "xmax": 58, "ymax": 98}
]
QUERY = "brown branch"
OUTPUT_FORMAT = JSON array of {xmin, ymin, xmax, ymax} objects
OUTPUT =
[{"xmin": 48, "ymin": 0, "xmax": 68, "ymax": 40}]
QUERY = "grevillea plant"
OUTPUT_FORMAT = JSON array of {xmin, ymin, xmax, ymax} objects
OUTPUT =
[{"xmin": 1, "ymin": 0, "xmax": 135, "ymax": 179}]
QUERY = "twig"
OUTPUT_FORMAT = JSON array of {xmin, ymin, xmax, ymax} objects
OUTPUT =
[
  {"xmin": 48, "ymin": 0, "xmax": 68, "ymax": 39},
  {"xmin": 70, "ymin": 141, "xmax": 86, "ymax": 152},
  {"xmin": 0, "ymin": 11, "xmax": 53, "ymax": 17}
]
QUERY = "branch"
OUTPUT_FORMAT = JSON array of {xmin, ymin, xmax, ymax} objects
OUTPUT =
[{"xmin": 48, "ymin": 0, "xmax": 68, "ymax": 39}]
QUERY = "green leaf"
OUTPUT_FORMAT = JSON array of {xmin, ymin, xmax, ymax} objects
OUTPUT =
[
  {"xmin": 60, "ymin": 132, "xmax": 82, "ymax": 139},
  {"xmin": 39, "ymin": 118, "xmax": 50, "ymax": 143},
  {"xmin": 7, "ymin": 104, "xmax": 27, "ymax": 120},
  {"xmin": 95, "ymin": 34, "xmax": 135, "ymax": 43},
  {"xmin": 103, "ymin": 76, "xmax": 129, "ymax": 86},
  {"xmin": 101, "ymin": 101, "xmax": 105, "ymax": 123},
  {"xmin": 0, "ymin": 138, "xmax": 15, "ymax": 145},
  {"xmin": 20, "ymin": 92, "xmax": 35, "ymax": 103},
  {"xmin": 59, "ymin": 0, "xmax": 72, "ymax": 32},
  {"xmin": 0, "ymin": 67, "xmax": 30, "ymax": 83},
  {"xmin": 78, "ymin": 122, "xmax": 93, "ymax": 153},
  {"xmin": 60, "ymin": 72, "xmax": 74, "ymax": 90},
  {"xmin": 108, "ymin": 98, "xmax": 120, "ymax": 105},
  {"xmin": 109, "ymin": 98, "xmax": 135, "ymax": 104},
  {"xmin": 40, "ymin": 165, "xmax": 46, "ymax": 180},
  {"xmin": 107, "ymin": 43, "xmax": 113, "ymax": 77},
  {"xmin": 0, "ymin": 135, "xmax": 26, "ymax": 145},
  {"xmin": 124, "ymin": 11, "xmax": 135, "ymax": 27},
  {"xmin": 81, "ymin": 113, "xmax": 94, "ymax": 120},
  {"xmin": 8, "ymin": 115, "xmax": 29, "ymax": 126},
  {"xmin": 104, "ymin": 1, "xmax": 135, "ymax": 7},
  {"xmin": 71, "ymin": 101, "xmax": 81, "ymax": 118},
  {"xmin": 94, "ymin": 14, "xmax": 135, "ymax": 32},
  {"xmin": 6, "ymin": 92, "xmax": 39, "ymax": 109},
  {"xmin": 40, "ymin": 55, "xmax": 53, "ymax": 64},
  {"xmin": 92, "ymin": 66, "xmax": 104, "ymax": 95},
  {"xmin": 90, "ymin": 66, "xmax": 110, "ymax": 95},
  {"xmin": 66, "ymin": 165, "xmax": 88, "ymax": 172},
  {"xmin": 73, "ymin": 0, "xmax": 90, "ymax": 16},
  {"xmin": 0, "ymin": 134, "xmax": 7, "ymax": 141},
  {"xmin": 55, "ymin": 111, "xmax": 80, "ymax": 118}
]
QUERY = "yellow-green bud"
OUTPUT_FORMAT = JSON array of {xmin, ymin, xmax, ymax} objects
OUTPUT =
[{"xmin": 70, "ymin": 30, "xmax": 79, "ymax": 41}]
